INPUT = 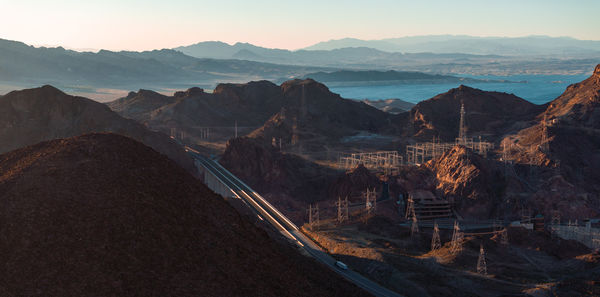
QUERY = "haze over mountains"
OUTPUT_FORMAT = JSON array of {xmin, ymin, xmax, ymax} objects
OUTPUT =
[
  {"xmin": 304, "ymin": 35, "xmax": 600, "ymax": 56},
  {"xmin": 2, "ymin": 34, "xmax": 597, "ymax": 102},
  {"xmin": 176, "ymin": 35, "xmax": 600, "ymax": 75}
]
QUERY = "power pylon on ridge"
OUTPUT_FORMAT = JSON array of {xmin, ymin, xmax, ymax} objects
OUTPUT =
[
  {"xmin": 541, "ymin": 113, "xmax": 549, "ymax": 153},
  {"xmin": 431, "ymin": 221, "xmax": 441, "ymax": 251},
  {"xmin": 458, "ymin": 101, "xmax": 467, "ymax": 144},
  {"xmin": 450, "ymin": 220, "xmax": 464, "ymax": 254},
  {"xmin": 477, "ymin": 244, "xmax": 487, "ymax": 275}
]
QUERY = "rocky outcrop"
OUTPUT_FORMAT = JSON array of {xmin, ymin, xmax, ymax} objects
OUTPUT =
[
  {"xmin": 0, "ymin": 85, "xmax": 195, "ymax": 173},
  {"xmin": 425, "ymin": 146, "xmax": 505, "ymax": 219}
]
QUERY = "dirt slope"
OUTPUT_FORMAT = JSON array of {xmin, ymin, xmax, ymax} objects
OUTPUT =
[{"xmin": 0, "ymin": 133, "xmax": 367, "ymax": 297}]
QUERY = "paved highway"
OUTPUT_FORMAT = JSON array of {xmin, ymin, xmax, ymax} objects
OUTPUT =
[{"xmin": 186, "ymin": 148, "xmax": 402, "ymax": 297}]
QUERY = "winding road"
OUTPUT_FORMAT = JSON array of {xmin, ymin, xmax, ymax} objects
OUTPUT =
[{"xmin": 186, "ymin": 148, "xmax": 402, "ymax": 297}]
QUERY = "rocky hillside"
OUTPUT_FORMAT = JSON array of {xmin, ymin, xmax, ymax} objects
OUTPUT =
[
  {"xmin": 362, "ymin": 98, "xmax": 414, "ymax": 114},
  {"xmin": 0, "ymin": 133, "xmax": 366, "ymax": 297},
  {"xmin": 425, "ymin": 146, "xmax": 505, "ymax": 219},
  {"xmin": 503, "ymin": 64, "xmax": 600, "ymax": 191},
  {"xmin": 0, "ymin": 85, "xmax": 195, "ymax": 173},
  {"xmin": 249, "ymin": 79, "xmax": 392, "ymax": 146},
  {"xmin": 107, "ymin": 80, "xmax": 285, "ymax": 128},
  {"xmin": 219, "ymin": 137, "xmax": 339, "ymax": 222},
  {"xmin": 327, "ymin": 165, "xmax": 383, "ymax": 203},
  {"xmin": 109, "ymin": 79, "xmax": 394, "ymax": 150},
  {"xmin": 408, "ymin": 85, "xmax": 545, "ymax": 141}
]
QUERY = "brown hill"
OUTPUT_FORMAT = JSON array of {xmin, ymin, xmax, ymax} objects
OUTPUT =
[
  {"xmin": 108, "ymin": 79, "xmax": 393, "ymax": 151},
  {"xmin": 0, "ymin": 85, "xmax": 195, "ymax": 173},
  {"xmin": 107, "ymin": 80, "xmax": 285, "ymax": 128},
  {"xmin": 106, "ymin": 89, "xmax": 178, "ymax": 122},
  {"xmin": 544, "ymin": 64, "xmax": 600, "ymax": 128},
  {"xmin": 250, "ymin": 79, "xmax": 391, "ymax": 147},
  {"xmin": 409, "ymin": 85, "xmax": 545, "ymax": 141},
  {"xmin": 0, "ymin": 133, "xmax": 366, "ymax": 297}
]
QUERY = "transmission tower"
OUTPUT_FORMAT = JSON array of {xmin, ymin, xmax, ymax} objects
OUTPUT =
[
  {"xmin": 411, "ymin": 215, "xmax": 419, "ymax": 238},
  {"xmin": 458, "ymin": 101, "xmax": 467, "ymax": 144},
  {"xmin": 450, "ymin": 220, "xmax": 464, "ymax": 254},
  {"xmin": 431, "ymin": 221, "xmax": 441, "ymax": 251},
  {"xmin": 477, "ymin": 244, "xmax": 487, "ymax": 275},
  {"xmin": 405, "ymin": 197, "xmax": 416, "ymax": 219},
  {"xmin": 308, "ymin": 204, "xmax": 319, "ymax": 230},
  {"xmin": 336, "ymin": 196, "xmax": 349, "ymax": 224},
  {"xmin": 551, "ymin": 211, "xmax": 561, "ymax": 237},
  {"xmin": 501, "ymin": 228, "xmax": 509, "ymax": 245},
  {"xmin": 291, "ymin": 117, "xmax": 299, "ymax": 146},
  {"xmin": 301, "ymin": 84, "xmax": 308, "ymax": 119},
  {"xmin": 541, "ymin": 114, "xmax": 549, "ymax": 153},
  {"xmin": 365, "ymin": 188, "xmax": 376, "ymax": 216}
]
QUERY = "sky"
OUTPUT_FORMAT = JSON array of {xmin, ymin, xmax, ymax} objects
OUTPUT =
[{"xmin": 1, "ymin": 0, "xmax": 599, "ymax": 51}]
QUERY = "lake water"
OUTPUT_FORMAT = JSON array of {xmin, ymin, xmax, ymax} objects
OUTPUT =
[{"xmin": 329, "ymin": 74, "xmax": 590, "ymax": 105}]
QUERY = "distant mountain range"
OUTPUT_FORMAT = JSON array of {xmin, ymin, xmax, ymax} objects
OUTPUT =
[
  {"xmin": 175, "ymin": 37, "xmax": 599, "ymax": 75},
  {"xmin": 303, "ymin": 35, "xmax": 600, "ymax": 57},
  {"xmin": 1, "ymin": 36, "xmax": 599, "ymax": 102},
  {"xmin": 0, "ymin": 38, "xmax": 326, "ymax": 95}
]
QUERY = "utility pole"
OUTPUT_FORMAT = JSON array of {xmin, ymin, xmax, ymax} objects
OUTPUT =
[
  {"xmin": 431, "ymin": 221, "xmax": 441, "ymax": 251},
  {"xmin": 477, "ymin": 244, "xmax": 487, "ymax": 275},
  {"xmin": 235, "ymin": 121, "xmax": 238, "ymax": 138}
]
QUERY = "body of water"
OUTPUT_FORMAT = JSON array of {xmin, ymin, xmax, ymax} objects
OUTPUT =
[{"xmin": 330, "ymin": 74, "xmax": 590, "ymax": 105}]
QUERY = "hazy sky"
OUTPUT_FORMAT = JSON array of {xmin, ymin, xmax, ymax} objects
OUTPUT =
[{"xmin": 2, "ymin": 0, "xmax": 599, "ymax": 51}]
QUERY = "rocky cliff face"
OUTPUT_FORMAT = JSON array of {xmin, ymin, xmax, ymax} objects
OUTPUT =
[
  {"xmin": 503, "ymin": 64, "xmax": 600, "ymax": 191},
  {"xmin": 0, "ymin": 133, "xmax": 365, "ymax": 296},
  {"xmin": 0, "ymin": 85, "xmax": 195, "ymax": 173},
  {"xmin": 425, "ymin": 146, "xmax": 505, "ymax": 219}
]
